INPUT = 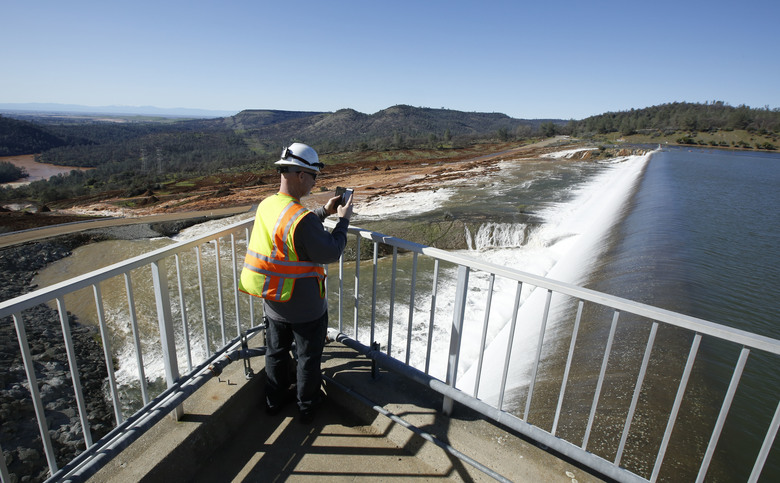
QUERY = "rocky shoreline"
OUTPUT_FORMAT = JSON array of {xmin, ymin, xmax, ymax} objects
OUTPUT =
[{"xmin": 0, "ymin": 219, "xmax": 225, "ymax": 483}]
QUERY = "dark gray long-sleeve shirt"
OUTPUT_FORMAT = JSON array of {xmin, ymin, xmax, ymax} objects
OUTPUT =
[{"xmin": 263, "ymin": 206, "xmax": 349, "ymax": 324}]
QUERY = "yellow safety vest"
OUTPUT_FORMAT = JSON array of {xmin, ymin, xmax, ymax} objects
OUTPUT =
[{"xmin": 239, "ymin": 193, "xmax": 326, "ymax": 302}]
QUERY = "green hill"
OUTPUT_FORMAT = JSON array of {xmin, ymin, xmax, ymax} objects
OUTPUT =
[
  {"xmin": 0, "ymin": 116, "xmax": 69, "ymax": 156},
  {"xmin": 199, "ymin": 104, "xmax": 548, "ymax": 152}
]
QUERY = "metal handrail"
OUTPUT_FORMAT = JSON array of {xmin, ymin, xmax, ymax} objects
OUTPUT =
[
  {"xmin": 1, "ymin": 216, "xmax": 778, "ymax": 482},
  {"xmin": 327, "ymin": 221, "xmax": 780, "ymax": 482},
  {"xmin": 332, "ymin": 223, "xmax": 779, "ymax": 355}
]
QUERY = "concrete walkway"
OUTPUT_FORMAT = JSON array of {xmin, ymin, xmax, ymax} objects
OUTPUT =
[{"xmin": 86, "ymin": 335, "xmax": 605, "ymax": 483}]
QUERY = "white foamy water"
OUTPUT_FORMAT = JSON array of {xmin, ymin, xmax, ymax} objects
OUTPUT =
[
  {"xmin": 465, "ymin": 222, "xmax": 529, "ymax": 250},
  {"xmin": 455, "ymin": 153, "xmax": 651, "ymax": 401},
  {"xmin": 340, "ymin": 150, "xmax": 653, "ymax": 396},
  {"xmin": 541, "ymin": 147, "xmax": 599, "ymax": 159},
  {"xmin": 354, "ymin": 187, "xmax": 456, "ymax": 220},
  {"xmin": 172, "ymin": 212, "xmax": 255, "ymax": 241}
]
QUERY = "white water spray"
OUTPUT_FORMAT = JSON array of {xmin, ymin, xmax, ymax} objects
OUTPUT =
[{"xmin": 456, "ymin": 152, "xmax": 652, "ymax": 402}]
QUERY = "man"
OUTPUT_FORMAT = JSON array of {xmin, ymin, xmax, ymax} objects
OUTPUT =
[{"xmin": 239, "ymin": 142, "xmax": 353, "ymax": 423}]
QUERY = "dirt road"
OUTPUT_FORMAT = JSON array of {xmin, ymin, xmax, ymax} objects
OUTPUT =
[{"xmin": 0, "ymin": 205, "xmax": 253, "ymax": 248}]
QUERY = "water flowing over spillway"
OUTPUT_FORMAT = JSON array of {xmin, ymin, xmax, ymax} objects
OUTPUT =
[{"xmin": 456, "ymin": 153, "xmax": 649, "ymax": 401}]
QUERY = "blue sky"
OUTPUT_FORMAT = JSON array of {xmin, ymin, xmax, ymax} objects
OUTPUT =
[{"xmin": 2, "ymin": 0, "xmax": 778, "ymax": 119}]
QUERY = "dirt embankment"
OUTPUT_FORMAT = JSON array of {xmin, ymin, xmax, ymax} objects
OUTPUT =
[{"xmin": 1, "ymin": 139, "xmax": 582, "ymax": 237}]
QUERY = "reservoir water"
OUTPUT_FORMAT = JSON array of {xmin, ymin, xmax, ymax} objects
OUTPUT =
[
  {"xmin": 33, "ymin": 146, "xmax": 779, "ymax": 481},
  {"xmin": 584, "ymin": 147, "xmax": 780, "ymax": 481}
]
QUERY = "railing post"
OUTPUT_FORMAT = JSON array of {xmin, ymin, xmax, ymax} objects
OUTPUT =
[
  {"xmin": 353, "ymin": 235, "xmax": 361, "ymax": 340},
  {"xmin": 93, "ymin": 283, "xmax": 122, "ymax": 425},
  {"xmin": 338, "ymin": 252, "xmax": 345, "ymax": 332},
  {"xmin": 231, "ymin": 233, "xmax": 242, "ymax": 337},
  {"xmin": 213, "ymin": 239, "xmax": 227, "ymax": 347},
  {"xmin": 443, "ymin": 265, "xmax": 469, "ymax": 415},
  {"xmin": 151, "ymin": 258, "xmax": 183, "ymax": 420},
  {"xmin": 12, "ymin": 312, "xmax": 58, "ymax": 475},
  {"xmin": 0, "ymin": 442, "xmax": 10, "ymax": 483},
  {"xmin": 56, "ymin": 296, "xmax": 94, "ymax": 447},
  {"xmin": 196, "ymin": 245, "xmax": 211, "ymax": 357}
]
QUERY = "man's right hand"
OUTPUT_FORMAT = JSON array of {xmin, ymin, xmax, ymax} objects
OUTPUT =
[{"xmin": 336, "ymin": 192, "xmax": 354, "ymax": 220}]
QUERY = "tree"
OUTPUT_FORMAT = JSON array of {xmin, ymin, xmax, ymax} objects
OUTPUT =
[
  {"xmin": 0, "ymin": 161, "xmax": 27, "ymax": 183},
  {"xmin": 540, "ymin": 122, "xmax": 557, "ymax": 137}
]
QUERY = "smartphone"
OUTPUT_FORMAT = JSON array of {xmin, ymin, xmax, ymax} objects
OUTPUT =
[
  {"xmin": 335, "ymin": 186, "xmax": 353, "ymax": 206},
  {"xmin": 342, "ymin": 188, "xmax": 354, "ymax": 205}
]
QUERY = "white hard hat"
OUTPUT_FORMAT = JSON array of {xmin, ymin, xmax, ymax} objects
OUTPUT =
[{"xmin": 274, "ymin": 143, "xmax": 324, "ymax": 173}]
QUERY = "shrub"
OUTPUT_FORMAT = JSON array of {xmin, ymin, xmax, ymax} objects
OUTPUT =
[{"xmin": 0, "ymin": 161, "xmax": 27, "ymax": 183}]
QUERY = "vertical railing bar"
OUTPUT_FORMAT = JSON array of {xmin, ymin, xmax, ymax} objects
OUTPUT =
[
  {"xmin": 196, "ymin": 245, "xmax": 211, "ymax": 357},
  {"xmin": 123, "ymin": 272, "xmax": 149, "ymax": 405},
  {"xmin": 749, "ymin": 400, "xmax": 780, "ymax": 483},
  {"xmin": 524, "ymin": 289, "xmax": 553, "ymax": 421},
  {"xmin": 405, "ymin": 252, "xmax": 418, "ymax": 365},
  {"xmin": 248, "ymin": 283, "xmax": 255, "ymax": 327},
  {"xmin": 615, "ymin": 321, "xmax": 659, "ymax": 465},
  {"xmin": 231, "ymin": 233, "xmax": 241, "ymax": 337},
  {"xmin": 353, "ymin": 235, "xmax": 361, "ymax": 340},
  {"xmin": 213, "ymin": 239, "xmax": 226, "ymax": 347},
  {"xmin": 12, "ymin": 311, "xmax": 59, "ymax": 474},
  {"xmin": 443, "ymin": 265, "xmax": 469, "ymax": 415},
  {"xmin": 387, "ymin": 247, "xmax": 398, "ymax": 356},
  {"xmin": 174, "ymin": 253, "xmax": 193, "ymax": 372},
  {"xmin": 651, "ymin": 333, "xmax": 702, "ymax": 482},
  {"xmin": 498, "ymin": 281, "xmax": 523, "ymax": 410},
  {"xmin": 582, "ymin": 309, "xmax": 620, "ymax": 450},
  {"xmin": 696, "ymin": 347, "xmax": 750, "ymax": 483},
  {"xmin": 150, "ymin": 258, "xmax": 183, "ymax": 420},
  {"xmin": 553, "ymin": 300, "xmax": 584, "ymax": 436},
  {"xmin": 245, "ymin": 227, "xmax": 256, "ymax": 327},
  {"xmin": 324, "ymin": 264, "xmax": 330, "ymax": 312},
  {"xmin": 55, "ymin": 296, "xmax": 94, "ymax": 448},
  {"xmin": 247, "ymin": 292, "xmax": 256, "ymax": 327},
  {"xmin": 338, "ymin": 252, "xmax": 345, "ymax": 333},
  {"xmin": 425, "ymin": 259, "xmax": 440, "ymax": 375},
  {"xmin": 370, "ymin": 242, "xmax": 379, "ymax": 345},
  {"xmin": 93, "ymin": 283, "xmax": 123, "ymax": 425},
  {"xmin": 0, "ymin": 442, "xmax": 10, "ymax": 483},
  {"xmin": 474, "ymin": 273, "xmax": 495, "ymax": 398}
]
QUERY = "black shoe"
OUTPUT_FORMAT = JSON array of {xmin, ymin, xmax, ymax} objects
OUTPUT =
[
  {"xmin": 265, "ymin": 401, "xmax": 284, "ymax": 415},
  {"xmin": 298, "ymin": 408, "xmax": 315, "ymax": 424},
  {"xmin": 298, "ymin": 390, "xmax": 325, "ymax": 424},
  {"xmin": 265, "ymin": 388, "xmax": 296, "ymax": 415}
]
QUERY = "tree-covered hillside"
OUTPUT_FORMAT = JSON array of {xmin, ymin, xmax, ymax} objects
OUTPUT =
[
  {"xmin": 0, "ymin": 116, "xmax": 69, "ymax": 155},
  {"xmin": 0, "ymin": 104, "xmax": 560, "ymax": 205},
  {"xmin": 572, "ymin": 101, "xmax": 780, "ymax": 137},
  {"xmin": 215, "ymin": 105, "xmax": 549, "ymax": 153},
  {"xmin": 3, "ymin": 105, "xmax": 555, "ymax": 173},
  {"xmin": 1, "ymin": 101, "xmax": 777, "ymax": 207}
]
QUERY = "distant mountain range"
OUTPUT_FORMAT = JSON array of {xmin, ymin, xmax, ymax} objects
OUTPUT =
[
  {"xmin": 0, "ymin": 103, "xmax": 238, "ymax": 118},
  {"xmin": 1, "ymin": 104, "xmax": 563, "ymax": 158}
]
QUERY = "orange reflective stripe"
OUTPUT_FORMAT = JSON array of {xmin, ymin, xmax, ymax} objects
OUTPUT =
[
  {"xmin": 263, "ymin": 274, "xmax": 283, "ymax": 301},
  {"xmin": 243, "ymin": 249, "xmax": 324, "ymax": 278},
  {"xmin": 271, "ymin": 203, "xmax": 306, "ymax": 261}
]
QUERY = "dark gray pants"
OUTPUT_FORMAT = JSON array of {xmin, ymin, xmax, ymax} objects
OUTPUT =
[{"xmin": 264, "ymin": 311, "xmax": 327, "ymax": 412}]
